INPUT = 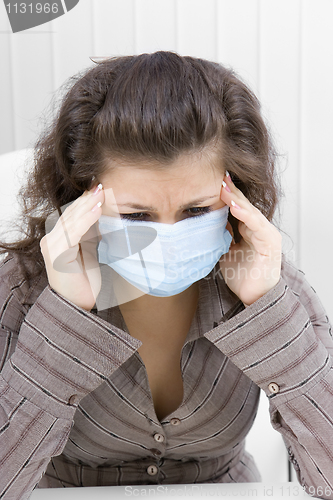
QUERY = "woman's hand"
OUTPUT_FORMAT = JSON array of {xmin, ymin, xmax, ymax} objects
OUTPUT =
[
  {"xmin": 40, "ymin": 184, "xmax": 106, "ymax": 311},
  {"xmin": 219, "ymin": 172, "xmax": 282, "ymax": 306}
]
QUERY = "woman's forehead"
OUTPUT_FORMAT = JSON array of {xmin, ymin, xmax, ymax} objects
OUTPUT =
[
  {"xmin": 100, "ymin": 159, "xmax": 224, "ymax": 214},
  {"xmin": 101, "ymin": 149, "xmax": 224, "ymax": 182}
]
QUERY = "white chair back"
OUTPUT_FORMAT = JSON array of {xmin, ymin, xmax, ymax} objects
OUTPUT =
[{"xmin": 0, "ymin": 148, "xmax": 34, "ymax": 243}]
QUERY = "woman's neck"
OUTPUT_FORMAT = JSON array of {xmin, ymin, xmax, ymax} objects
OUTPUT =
[{"xmin": 118, "ymin": 279, "xmax": 200, "ymax": 317}]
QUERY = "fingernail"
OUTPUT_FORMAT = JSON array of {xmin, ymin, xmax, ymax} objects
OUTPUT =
[
  {"xmin": 93, "ymin": 183, "xmax": 103, "ymax": 195},
  {"xmin": 92, "ymin": 201, "xmax": 102, "ymax": 212},
  {"xmin": 225, "ymin": 170, "xmax": 231, "ymax": 179},
  {"xmin": 222, "ymin": 180, "xmax": 231, "ymax": 193},
  {"xmin": 231, "ymin": 200, "xmax": 241, "ymax": 209}
]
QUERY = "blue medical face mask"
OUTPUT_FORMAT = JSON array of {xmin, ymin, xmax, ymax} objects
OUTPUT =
[{"xmin": 97, "ymin": 205, "xmax": 232, "ymax": 297}]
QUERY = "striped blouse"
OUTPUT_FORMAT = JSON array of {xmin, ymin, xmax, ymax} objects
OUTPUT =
[{"xmin": 0, "ymin": 253, "xmax": 333, "ymax": 499}]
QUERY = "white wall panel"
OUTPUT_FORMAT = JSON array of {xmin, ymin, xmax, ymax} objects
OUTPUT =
[
  {"xmin": 216, "ymin": 0, "xmax": 260, "ymax": 94},
  {"xmin": 258, "ymin": 0, "xmax": 302, "ymax": 264},
  {"xmin": 93, "ymin": 0, "xmax": 136, "ymax": 58},
  {"xmin": 177, "ymin": 0, "xmax": 217, "ymax": 60},
  {"xmin": 0, "ymin": 8, "xmax": 15, "ymax": 152},
  {"xmin": 136, "ymin": 0, "xmax": 177, "ymax": 54},
  {"xmin": 299, "ymin": 0, "xmax": 333, "ymax": 320},
  {"xmin": 0, "ymin": 3, "xmax": 54, "ymax": 151},
  {"xmin": 50, "ymin": 0, "xmax": 94, "ymax": 90}
]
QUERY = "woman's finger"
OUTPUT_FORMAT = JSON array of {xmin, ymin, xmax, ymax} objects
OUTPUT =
[
  {"xmin": 60, "ymin": 188, "xmax": 104, "ymax": 245},
  {"xmin": 42, "ymin": 185, "xmax": 105, "ymax": 270},
  {"xmin": 221, "ymin": 173, "xmax": 278, "ymax": 240},
  {"xmin": 60, "ymin": 185, "xmax": 104, "ymax": 225},
  {"xmin": 237, "ymin": 222, "xmax": 255, "ymax": 250}
]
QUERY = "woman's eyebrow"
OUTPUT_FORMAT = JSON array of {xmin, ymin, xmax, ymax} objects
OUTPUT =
[{"xmin": 114, "ymin": 195, "xmax": 219, "ymax": 211}]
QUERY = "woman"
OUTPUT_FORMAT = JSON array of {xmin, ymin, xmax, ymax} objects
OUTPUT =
[{"xmin": 0, "ymin": 51, "xmax": 332, "ymax": 499}]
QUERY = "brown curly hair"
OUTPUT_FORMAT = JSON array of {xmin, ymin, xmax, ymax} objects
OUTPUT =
[{"xmin": 0, "ymin": 51, "xmax": 281, "ymax": 284}]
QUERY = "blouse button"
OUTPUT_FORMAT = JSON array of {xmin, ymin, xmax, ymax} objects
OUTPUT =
[
  {"xmin": 68, "ymin": 395, "xmax": 79, "ymax": 405},
  {"xmin": 268, "ymin": 382, "xmax": 280, "ymax": 394},
  {"xmin": 150, "ymin": 448, "xmax": 162, "ymax": 456},
  {"xmin": 147, "ymin": 465, "xmax": 158, "ymax": 476},
  {"xmin": 170, "ymin": 418, "xmax": 181, "ymax": 426},
  {"xmin": 154, "ymin": 433, "xmax": 165, "ymax": 443}
]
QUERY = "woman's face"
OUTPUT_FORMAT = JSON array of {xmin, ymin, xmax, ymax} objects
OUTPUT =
[{"xmin": 100, "ymin": 152, "xmax": 226, "ymax": 224}]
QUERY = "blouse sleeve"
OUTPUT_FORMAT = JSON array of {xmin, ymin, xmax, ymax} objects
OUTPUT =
[
  {"xmin": 205, "ymin": 255, "xmax": 333, "ymax": 499},
  {"xmin": 0, "ymin": 255, "xmax": 141, "ymax": 500}
]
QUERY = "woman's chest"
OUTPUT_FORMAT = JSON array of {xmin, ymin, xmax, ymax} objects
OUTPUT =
[
  {"xmin": 125, "ymin": 319, "xmax": 192, "ymax": 421},
  {"xmin": 119, "ymin": 298, "xmax": 198, "ymax": 421}
]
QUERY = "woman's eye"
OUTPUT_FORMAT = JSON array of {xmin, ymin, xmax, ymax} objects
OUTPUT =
[
  {"xmin": 120, "ymin": 212, "xmax": 148, "ymax": 221},
  {"xmin": 186, "ymin": 206, "xmax": 212, "ymax": 217},
  {"xmin": 120, "ymin": 206, "xmax": 212, "ymax": 221}
]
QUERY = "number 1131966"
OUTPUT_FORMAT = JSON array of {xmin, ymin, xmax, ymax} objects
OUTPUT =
[{"xmin": 5, "ymin": 3, "xmax": 59, "ymax": 14}]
